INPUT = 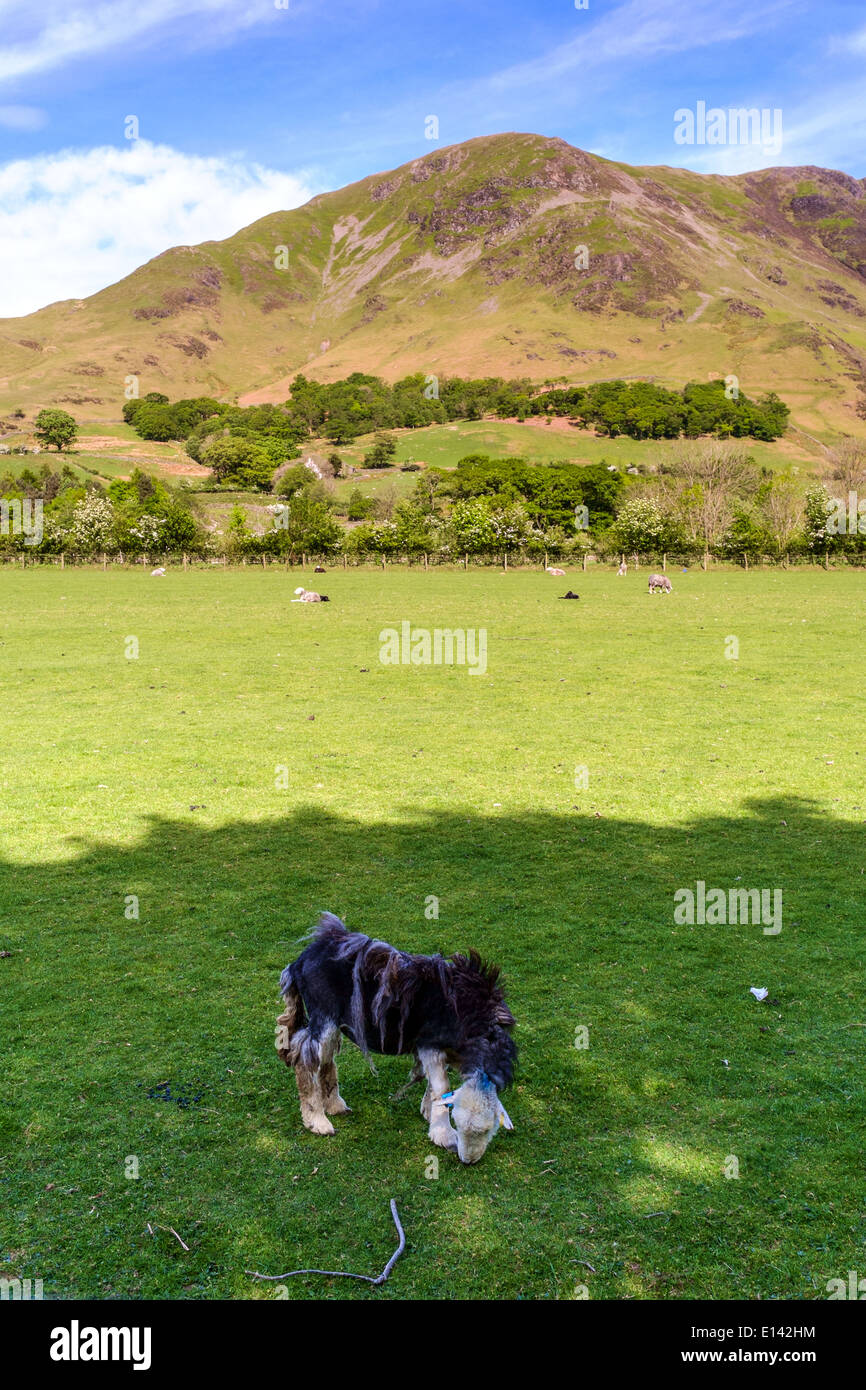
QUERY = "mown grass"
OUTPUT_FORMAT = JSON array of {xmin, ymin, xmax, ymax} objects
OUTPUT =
[{"xmin": 1, "ymin": 565, "xmax": 864, "ymax": 1301}]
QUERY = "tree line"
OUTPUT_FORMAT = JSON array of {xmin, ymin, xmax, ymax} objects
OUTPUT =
[
  {"xmin": 3, "ymin": 440, "xmax": 865, "ymax": 565},
  {"xmin": 117, "ymin": 372, "xmax": 791, "ymax": 496}
]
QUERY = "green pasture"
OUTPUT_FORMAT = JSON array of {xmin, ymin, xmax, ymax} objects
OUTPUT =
[{"xmin": 1, "ymin": 566, "xmax": 863, "ymax": 1300}]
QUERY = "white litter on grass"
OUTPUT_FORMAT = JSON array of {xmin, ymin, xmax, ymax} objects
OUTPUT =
[{"xmin": 749, "ymin": 986, "xmax": 769, "ymax": 1001}]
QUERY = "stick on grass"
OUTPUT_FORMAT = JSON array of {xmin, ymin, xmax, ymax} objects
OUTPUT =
[{"xmin": 246, "ymin": 1199, "xmax": 405, "ymax": 1287}]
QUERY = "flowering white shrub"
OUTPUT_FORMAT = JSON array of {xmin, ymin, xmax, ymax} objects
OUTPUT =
[{"xmin": 70, "ymin": 493, "xmax": 115, "ymax": 553}]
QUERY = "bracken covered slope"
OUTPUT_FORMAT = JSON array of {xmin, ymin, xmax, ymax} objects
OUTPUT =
[{"xmin": 1, "ymin": 133, "xmax": 865, "ymax": 437}]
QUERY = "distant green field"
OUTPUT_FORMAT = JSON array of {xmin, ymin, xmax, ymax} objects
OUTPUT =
[
  {"xmin": 2, "ymin": 566, "xmax": 863, "ymax": 1300},
  {"xmin": 331, "ymin": 418, "xmax": 811, "ymax": 486}
]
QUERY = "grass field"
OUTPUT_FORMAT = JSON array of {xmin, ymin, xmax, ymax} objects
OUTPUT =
[
  {"xmin": 331, "ymin": 419, "xmax": 816, "ymax": 479},
  {"xmin": 2, "ymin": 565, "xmax": 864, "ymax": 1301}
]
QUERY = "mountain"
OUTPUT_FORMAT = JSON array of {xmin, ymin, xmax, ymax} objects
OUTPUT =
[{"xmin": 2, "ymin": 132, "xmax": 866, "ymax": 439}]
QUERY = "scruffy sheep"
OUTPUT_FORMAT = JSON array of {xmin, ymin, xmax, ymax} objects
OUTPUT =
[
  {"xmin": 276, "ymin": 914, "xmax": 516, "ymax": 1164},
  {"xmin": 648, "ymin": 574, "xmax": 672, "ymax": 593}
]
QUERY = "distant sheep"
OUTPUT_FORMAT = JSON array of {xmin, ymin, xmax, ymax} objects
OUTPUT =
[
  {"xmin": 293, "ymin": 586, "xmax": 330, "ymax": 603},
  {"xmin": 648, "ymin": 574, "xmax": 672, "ymax": 594},
  {"xmin": 151, "ymin": 567, "xmax": 166, "ymax": 577},
  {"xmin": 617, "ymin": 561, "xmax": 628, "ymax": 576},
  {"xmin": 546, "ymin": 566, "xmax": 566, "ymax": 577}
]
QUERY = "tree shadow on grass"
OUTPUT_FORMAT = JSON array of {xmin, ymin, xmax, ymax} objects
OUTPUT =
[{"xmin": 2, "ymin": 796, "xmax": 864, "ymax": 1300}]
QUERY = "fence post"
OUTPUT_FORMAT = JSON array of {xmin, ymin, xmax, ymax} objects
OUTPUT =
[
  {"xmin": 61, "ymin": 553, "xmax": 65, "ymax": 569},
  {"xmin": 183, "ymin": 553, "xmax": 188, "ymax": 570},
  {"xmin": 662, "ymin": 553, "xmax": 667, "ymax": 572}
]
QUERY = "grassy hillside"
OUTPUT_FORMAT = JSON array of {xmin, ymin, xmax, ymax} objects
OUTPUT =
[{"xmin": 1, "ymin": 133, "xmax": 865, "ymax": 440}]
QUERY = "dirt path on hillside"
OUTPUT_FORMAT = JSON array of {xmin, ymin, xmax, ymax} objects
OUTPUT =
[{"xmin": 686, "ymin": 292, "xmax": 713, "ymax": 323}]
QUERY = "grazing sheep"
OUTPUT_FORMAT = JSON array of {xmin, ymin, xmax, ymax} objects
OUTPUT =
[
  {"xmin": 648, "ymin": 573, "xmax": 672, "ymax": 593},
  {"xmin": 546, "ymin": 566, "xmax": 566, "ymax": 577},
  {"xmin": 292, "ymin": 586, "xmax": 330, "ymax": 603},
  {"xmin": 314, "ymin": 565, "xmax": 326, "ymax": 573},
  {"xmin": 276, "ymin": 913, "xmax": 516, "ymax": 1164},
  {"xmin": 151, "ymin": 567, "xmax": 166, "ymax": 577}
]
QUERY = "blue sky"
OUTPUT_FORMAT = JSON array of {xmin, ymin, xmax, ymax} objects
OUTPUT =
[{"xmin": 1, "ymin": 0, "xmax": 865, "ymax": 315}]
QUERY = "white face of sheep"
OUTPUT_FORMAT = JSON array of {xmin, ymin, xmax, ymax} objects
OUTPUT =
[{"xmin": 446, "ymin": 1074, "xmax": 513, "ymax": 1165}]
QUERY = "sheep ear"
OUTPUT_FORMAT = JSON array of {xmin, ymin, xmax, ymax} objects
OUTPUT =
[{"xmin": 498, "ymin": 1102, "xmax": 514, "ymax": 1131}]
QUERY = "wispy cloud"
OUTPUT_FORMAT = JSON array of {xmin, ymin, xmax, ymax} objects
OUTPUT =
[
  {"xmin": 0, "ymin": 105, "xmax": 47, "ymax": 131},
  {"xmin": 828, "ymin": 23, "xmax": 866, "ymax": 57},
  {"xmin": 479, "ymin": 0, "xmax": 797, "ymax": 95},
  {"xmin": 0, "ymin": 140, "xmax": 319, "ymax": 316},
  {"xmin": 0, "ymin": 0, "xmax": 279, "ymax": 85}
]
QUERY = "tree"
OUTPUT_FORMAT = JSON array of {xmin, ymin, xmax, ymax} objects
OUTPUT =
[
  {"xmin": 761, "ymin": 474, "xmax": 804, "ymax": 560},
  {"xmin": 828, "ymin": 437, "xmax": 866, "ymax": 494},
  {"xmin": 393, "ymin": 502, "xmax": 438, "ymax": 554},
  {"xmin": 347, "ymin": 489, "xmax": 375, "ymax": 521},
  {"xmin": 34, "ymin": 409, "xmax": 78, "ymax": 452},
  {"xmin": 202, "ymin": 437, "xmax": 275, "ymax": 491},
  {"xmin": 803, "ymin": 486, "xmax": 836, "ymax": 555},
  {"xmin": 672, "ymin": 441, "xmax": 757, "ymax": 558},
  {"xmin": 70, "ymin": 492, "xmax": 114, "ymax": 553},
  {"xmin": 447, "ymin": 498, "xmax": 496, "ymax": 554},
  {"xmin": 610, "ymin": 498, "xmax": 666, "ymax": 554},
  {"xmin": 723, "ymin": 505, "xmax": 769, "ymax": 565},
  {"xmin": 275, "ymin": 493, "xmax": 343, "ymax": 555},
  {"xmin": 364, "ymin": 433, "xmax": 398, "ymax": 468}
]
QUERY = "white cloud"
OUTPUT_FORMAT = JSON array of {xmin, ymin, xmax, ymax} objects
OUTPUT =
[{"xmin": 0, "ymin": 139, "xmax": 319, "ymax": 317}]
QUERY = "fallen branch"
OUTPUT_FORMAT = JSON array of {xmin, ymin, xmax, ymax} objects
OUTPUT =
[
  {"xmin": 147, "ymin": 1223, "xmax": 190, "ymax": 1251},
  {"xmin": 246, "ymin": 1199, "xmax": 405, "ymax": 1287}
]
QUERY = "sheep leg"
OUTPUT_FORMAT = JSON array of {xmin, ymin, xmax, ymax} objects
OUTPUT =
[
  {"xmin": 319, "ymin": 1025, "xmax": 351, "ymax": 1116},
  {"xmin": 418, "ymin": 1048, "xmax": 457, "ymax": 1151}
]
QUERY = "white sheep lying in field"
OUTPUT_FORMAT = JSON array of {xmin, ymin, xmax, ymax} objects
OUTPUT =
[
  {"xmin": 292, "ymin": 586, "xmax": 330, "ymax": 603},
  {"xmin": 546, "ymin": 566, "xmax": 566, "ymax": 577}
]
